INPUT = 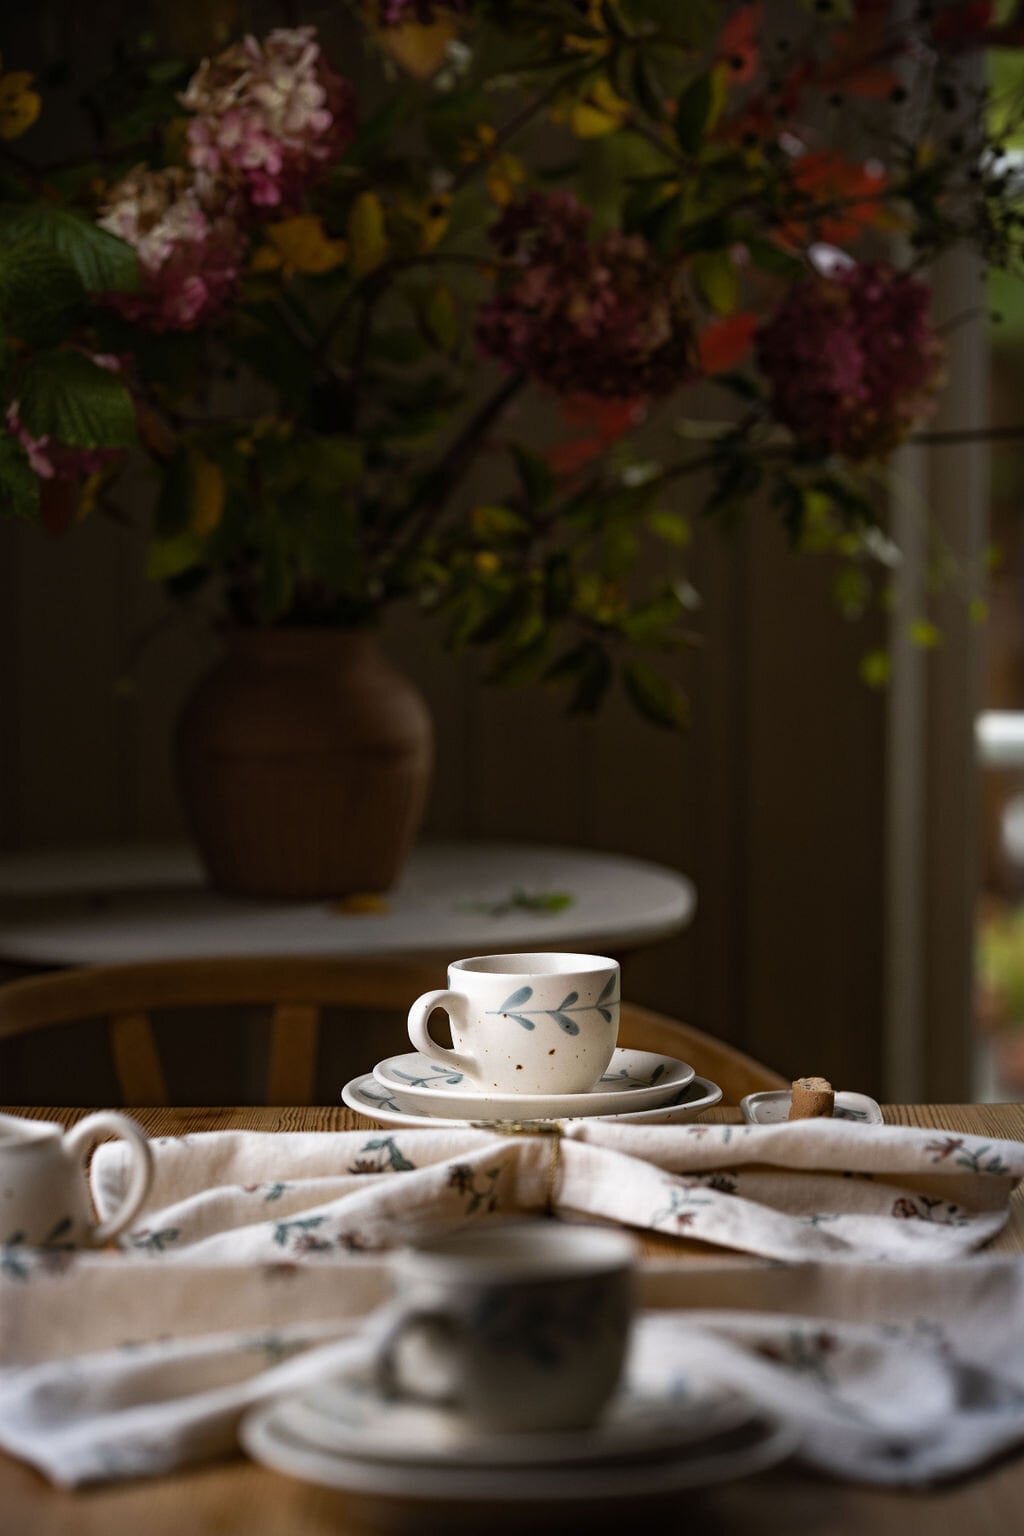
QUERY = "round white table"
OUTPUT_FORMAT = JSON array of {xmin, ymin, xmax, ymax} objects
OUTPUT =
[{"xmin": 0, "ymin": 841, "xmax": 695, "ymax": 966}]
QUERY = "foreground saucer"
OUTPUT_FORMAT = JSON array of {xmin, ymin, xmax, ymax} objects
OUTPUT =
[
  {"xmin": 342, "ymin": 1073, "xmax": 723, "ymax": 1129},
  {"xmin": 373, "ymin": 1047, "xmax": 694, "ymax": 1121},
  {"xmin": 740, "ymin": 1090, "xmax": 883, "ymax": 1125},
  {"xmin": 242, "ymin": 1402, "xmax": 794, "ymax": 1506},
  {"xmin": 279, "ymin": 1359, "xmax": 749, "ymax": 1469}
]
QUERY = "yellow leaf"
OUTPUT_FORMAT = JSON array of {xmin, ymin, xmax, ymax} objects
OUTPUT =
[
  {"xmin": 417, "ymin": 193, "xmax": 451, "ymax": 252},
  {"xmin": 76, "ymin": 471, "xmax": 105, "ymax": 522},
  {"xmin": 486, "ymin": 152, "xmax": 526, "ymax": 207},
  {"xmin": 330, "ymin": 892, "xmax": 391, "ymax": 915},
  {"xmin": 569, "ymin": 79, "xmax": 630, "ymax": 139},
  {"xmin": 0, "ymin": 70, "xmax": 40, "ymax": 140},
  {"xmin": 348, "ymin": 191, "xmax": 388, "ymax": 275},
  {"xmin": 265, "ymin": 216, "xmax": 347, "ymax": 276},
  {"xmin": 376, "ymin": 16, "xmax": 458, "ymax": 80},
  {"xmin": 474, "ymin": 551, "xmax": 501, "ymax": 576},
  {"xmin": 190, "ymin": 455, "xmax": 225, "ymax": 538},
  {"xmin": 250, "ymin": 244, "xmax": 283, "ymax": 273}
]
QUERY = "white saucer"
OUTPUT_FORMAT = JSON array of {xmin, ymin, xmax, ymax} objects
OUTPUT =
[
  {"xmin": 281, "ymin": 1359, "xmax": 750, "ymax": 1468},
  {"xmin": 343, "ymin": 1073, "xmax": 723, "ymax": 1129},
  {"xmin": 242, "ymin": 1402, "xmax": 795, "ymax": 1507},
  {"xmin": 741, "ymin": 1090, "xmax": 883, "ymax": 1125},
  {"xmin": 372, "ymin": 1048, "xmax": 694, "ymax": 1120}
]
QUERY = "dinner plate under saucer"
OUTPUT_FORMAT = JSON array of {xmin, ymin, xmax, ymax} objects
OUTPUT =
[
  {"xmin": 241, "ymin": 1401, "xmax": 796, "ymax": 1507},
  {"xmin": 342, "ymin": 1073, "xmax": 723, "ymax": 1129},
  {"xmin": 275, "ymin": 1358, "xmax": 750, "ymax": 1469},
  {"xmin": 372, "ymin": 1047, "xmax": 695, "ymax": 1121}
]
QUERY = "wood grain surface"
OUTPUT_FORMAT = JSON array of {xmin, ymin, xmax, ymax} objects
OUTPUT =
[{"xmin": 3, "ymin": 1101, "xmax": 1024, "ymax": 1534}]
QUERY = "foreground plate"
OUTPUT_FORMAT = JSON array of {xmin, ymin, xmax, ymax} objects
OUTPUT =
[
  {"xmin": 242, "ymin": 1401, "xmax": 795, "ymax": 1506},
  {"xmin": 740, "ymin": 1089, "xmax": 883, "ymax": 1126},
  {"xmin": 373, "ymin": 1047, "xmax": 694, "ymax": 1120},
  {"xmin": 343, "ymin": 1073, "xmax": 723, "ymax": 1129}
]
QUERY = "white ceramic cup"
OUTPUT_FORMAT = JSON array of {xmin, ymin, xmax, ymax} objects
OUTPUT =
[
  {"xmin": 376, "ymin": 1220, "xmax": 635, "ymax": 1433},
  {"xmin": 407, "ymin": 952, "xmax": 620, "ymax": 1094},
  {"xmin": 0, "ymin": 1110, "xmax": 153, "ymax": 1249}
]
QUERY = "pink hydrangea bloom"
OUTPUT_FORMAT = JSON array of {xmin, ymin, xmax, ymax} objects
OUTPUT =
[
  {"xmin": 476, "ymin": 192, "xmax": 695, "ymax": 399},
  {"xmin": 97, "ymin": 166, "xmax": 246, "ymax": 332},
  {"xmin": 756, "ymin": 262, "xmax": 945, "ymax": 461},
  {"xmin": 181, "ymin": 27, "xmax": 355, "ymax": 211}
]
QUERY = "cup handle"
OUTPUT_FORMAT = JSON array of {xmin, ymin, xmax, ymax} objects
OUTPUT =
[
  {"xmin": 407, "ymin": 990, "xmax": 476, "ymax": 1077},
  {"xmin": 64, "ymin": 1111, "xmax": 154, "ymax": 1246},
  {"xmin": 376, "ymin": 1306, "xmax": 462, "ymax": 1406}
]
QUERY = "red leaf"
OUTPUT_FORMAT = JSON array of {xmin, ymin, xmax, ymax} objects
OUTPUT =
[
  {"xmin": 719, "ymin": 3, "xmax": 762, "ymax": 84},
  {"xmin": 698, "ymin": 312, "xmax": 757, "ymax": 376}
]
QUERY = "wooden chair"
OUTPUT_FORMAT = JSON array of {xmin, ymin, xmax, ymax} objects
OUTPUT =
[
  {"xmin": 0, "ymin": 958, "xmax": 786, "ymax": 1106},
  {"xmin": 618, "ymin": 1003, "xmax": 786, "ymax": 1103}
]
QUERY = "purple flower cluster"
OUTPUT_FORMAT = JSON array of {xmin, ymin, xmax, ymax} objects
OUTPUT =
[
  {"xmin": 756, "ymin": 261, "xmax": 944, "ymax": 461},
  {"xmin": 475, "ymin": 192, "xmax": 695, "ymax": 399}
]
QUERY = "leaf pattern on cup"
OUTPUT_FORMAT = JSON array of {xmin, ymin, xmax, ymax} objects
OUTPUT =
[{"xmin": 490, "ymin": 981, "xmax": 618, "ymax": 1035}]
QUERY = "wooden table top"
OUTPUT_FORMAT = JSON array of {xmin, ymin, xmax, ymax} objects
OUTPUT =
[{"xmin": 5, "ymin": 1101, "xmax": 1024, "ymax": 1535}]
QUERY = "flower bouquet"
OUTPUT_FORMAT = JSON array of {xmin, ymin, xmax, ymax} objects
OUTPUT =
[{"xmin": 1, "ymin": 3, "xmax": 1022, "ymax": 730}]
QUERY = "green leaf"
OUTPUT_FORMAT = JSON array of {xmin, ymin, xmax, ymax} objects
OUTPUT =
[
  {"xmin": 511, "ymin": 444, "xmax": 555, "ymax": 511},
  {"xmin": 910, "ymin": 618, "xmax": 941, "ymax": 650},
  {"xmin": 0, "ymin": 206, "xmax": 139, "ymax": 293},
  {"xmin": 545, "ymin": 641, "xmax": 613, "ymax": 715},
  {"xmin": 17, "ymin": 351, "xmax": 136, "ymax": 450},
  {"xmin": 0, "ymin": 433, "xmax": 41, "ymax": 520},
  {"xmin": 146, "ymin": 530, "xmax": 205, "ymax": 581},
  {"xmin": 691, "ymin": 250, "xmax": 739, "ymax": 316},
  {"xmin": 423, "ymin": 285, "xmax": 459, "ymax": 354},
  {"xmin": 620, "ymin": 0, "xmax": 719, "ymax": 44},
  {"xmin": 647, "ymin": 509, "xmax": 692, "ymax": 547},
  {"xmin": 674, "ymin": 73, "xmax": 714, "ymax": 155},
  {"xmin": 0, "ymin": 240, "xmax": 85, "ymax": 347},
  {"xmin": 834, "ymin": 565, "xmax": 871, "ymax": 620},
  {"xmin": 630, "ymin": 52, "xmax": 666, "ymax": 122},
  {"xmin": 623, "ymin": 660, "xmax": 689, "ymax": 730},
  {"xmin": 860, "ymin": 648, "xmax": 891, "ymax": 689}
]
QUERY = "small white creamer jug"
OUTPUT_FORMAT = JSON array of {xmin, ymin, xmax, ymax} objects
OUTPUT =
[{"xmin": 0, "ymin": 1110, "xmax": 153, "ymax": 1249}]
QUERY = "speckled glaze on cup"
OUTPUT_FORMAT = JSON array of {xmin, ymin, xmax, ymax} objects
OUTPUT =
[{"xmin": 406, "ymin": 952, "xmax": 619, "ymax": 1094}]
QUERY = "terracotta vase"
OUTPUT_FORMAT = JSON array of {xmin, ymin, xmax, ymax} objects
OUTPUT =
[{"xmin": 175, "ymin": 628, "xmax": 433, "ymax": 898}]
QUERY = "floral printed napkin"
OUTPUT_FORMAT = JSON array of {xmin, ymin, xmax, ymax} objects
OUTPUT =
[
  {"xmin": 1, "ymin": 1118, "xmax": 1023, "ymax": 1489},
  {"xmin": 84, "ymin": 1117, "xmax": 1024, "ymax": 1265}
]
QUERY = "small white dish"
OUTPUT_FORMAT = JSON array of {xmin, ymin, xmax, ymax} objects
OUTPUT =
[
  {"xmin": 342, "ymin": 1073, "xmax": 722, "ymax": 1129},
  {"xmin": 740, "ymin": 1090, "xmax": 883, "ymax": 1126},
  {"xmin": 241, "ymin": 1400, "xmax": 796, "ymax": 1506},
  {"xmin": 372, "ymin": 1047, "xmax": 694, "ymax": 1121}
]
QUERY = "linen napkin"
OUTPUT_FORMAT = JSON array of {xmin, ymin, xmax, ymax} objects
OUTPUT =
[
  {"xmin": 1, "ymin": 1117, "xmax": 1023, "ymax": 1489},
  {"xmin": 87, "ymin": 1117, "xmax": 1024, "ymax": 1264}
]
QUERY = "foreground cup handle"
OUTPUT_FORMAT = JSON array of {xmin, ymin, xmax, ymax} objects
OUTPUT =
[
  {"xmin": 376, "ymin": 1307, "xmax": 462, "ymax": 1406},
  {"xmin": 407, "ymin": 990, "xmax": 477, "ymax": 1078},
  {"xmin": 64, "ymin": 1111, "xmax": 154, "ymax": 1246}
]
